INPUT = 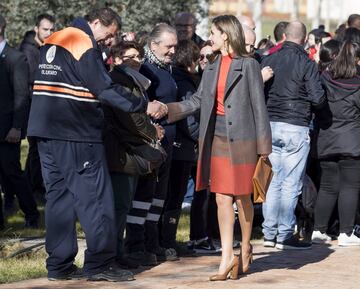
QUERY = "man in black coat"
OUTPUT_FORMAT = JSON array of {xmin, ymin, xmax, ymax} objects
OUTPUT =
[
  {"xmin": 20, "ymin": 14, "xmax": 55, "ymax": 198},
  {"xmin": 174, "ymin": 12, "xmax": 204, "ymax": 47},
  {"xmin": 0, "ymin": 14, "xmax": 39, "ymax": 229}
]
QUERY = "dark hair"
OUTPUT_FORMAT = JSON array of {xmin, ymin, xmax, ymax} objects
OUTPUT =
[
  {"xmin": 347, "ymin": 14, "xmax": 360, "ymax": 29},
  {"xmin": 35, "ymin": 13, "xmax": 55, "ymax": 27},
  {"xmin": 0, "ymin": 14, "xmax": 6, "ymax": 36},
  {"xmin": 110, "ymin": 41, "xmax": 143, "ymax": 59},
  {"xmin": 329, "ymin": 41, "xmax": 360, "ymax": 79},
  {"xmin": 257, "ymin": 37, "xmax": 274, "ymax": 50},
  {"xmin": 309, "ymin": 28, "xmax": 331, "ymax": 45},
  {"xmin": 200, "ymin": 40, "xmax": 212, "ymax": 50},
  {"xmin": 86, "ymin": 8, "xmax": 122, "ymax": 29},
  {"xmin": 212, "ymin": 14, "xmax": 248, "ymax": 57},
  {"xmin": 334, "ymin": 23, "xmax": 347, "ymax": 41},
  {"xmin": 343, "ymin": 27, "xmax": 360, "ymax": 44},
  {"xmin": 273, "ymin": 21, "xmax": 288, "ymax": 42},
  {"xmin": 318, "ymin": 39, "xmax": 341, "ymax": 72},
  {"xmin": 173, "ymin": 40, "xmax": 200, "ymax": 69}
]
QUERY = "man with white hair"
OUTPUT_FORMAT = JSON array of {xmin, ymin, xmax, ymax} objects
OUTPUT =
[{"xmin": 238, "ymin": 15, "xmax": 256, "ymax": 30}]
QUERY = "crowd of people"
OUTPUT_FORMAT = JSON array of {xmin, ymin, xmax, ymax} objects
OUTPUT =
[{"xmin": 0, "ymin": 6, "xmax": 360, "ymax": 283}]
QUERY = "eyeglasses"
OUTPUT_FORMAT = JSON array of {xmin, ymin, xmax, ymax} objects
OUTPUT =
[{"xmin": 199, "ymin": 53, "xmax": 212, "ymax": 61}]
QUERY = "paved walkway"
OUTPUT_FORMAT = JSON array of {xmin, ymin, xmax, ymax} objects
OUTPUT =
[{"xmin": 1, "ymin": 240, "xmax": 359, "ymax": 289}]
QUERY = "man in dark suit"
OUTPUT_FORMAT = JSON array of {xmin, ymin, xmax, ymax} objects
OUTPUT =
[{"xmin": 0, "ymin": 14, "xmax": 39, "ymax": 229}]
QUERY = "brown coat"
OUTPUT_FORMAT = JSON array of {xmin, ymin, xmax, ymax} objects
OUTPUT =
[{"xmin": 167, "ymin": 55, "xmax": 272, "ymax": 192}]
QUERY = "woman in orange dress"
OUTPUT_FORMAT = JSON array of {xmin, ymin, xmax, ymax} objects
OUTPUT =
[{"xmin": 167, "ymin": 15, "xmax": 271, "ymax": 281}]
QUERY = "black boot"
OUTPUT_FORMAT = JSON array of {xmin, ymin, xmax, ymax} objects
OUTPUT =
[{"xmin": 162, "ymin": 209, "xmax": 195, "ymax": 257}]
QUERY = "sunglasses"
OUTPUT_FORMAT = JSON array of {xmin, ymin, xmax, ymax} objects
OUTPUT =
[{"xmin": 199, "ymin": 53, "xmax": 212, "ymax": 61}]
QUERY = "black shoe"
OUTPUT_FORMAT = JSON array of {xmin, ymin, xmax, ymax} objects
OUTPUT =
[
  {"xmin": 263, "ymin": 237, "xmax": 276, "ymax": 248},
  {"xmin": 115, "ymin": 257, "xmax": 138, "ymax": 269},
  {"xmin": 152, "ymin": 246, "xmax": 179, "ymax": 261},
  {"xmin": 126, "ymin": 251, "xmax": 157, "ymax": 267},
  {"xmin": 87, "ymin": 265, "xmax": 134, "ymax": 282},
  {"xmin": 166, "ymin": 242, "xmax": 196, "ymax": 257},
  {"xmin": 193, "ymin": 238, "xmax": 218, "ymax": 254},
  {"xmin": 48, "ymin": 265, "xmax": 84, "ymax": 281},
  {"xmin": 276, "ymin": 235, "xmax": 312, "ymax": 250}
]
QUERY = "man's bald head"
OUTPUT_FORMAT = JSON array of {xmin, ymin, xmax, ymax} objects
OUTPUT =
[
  {"xmin": 285, "ymin": 21, "xmax": 307, "ymax": 44},
  {"xmin": 243, "ymin": 24, "xmax": 256, "ymax": 53},
  {"xmin": 238, "ymin": 15, "xmax": 256, "ymax": 30}
]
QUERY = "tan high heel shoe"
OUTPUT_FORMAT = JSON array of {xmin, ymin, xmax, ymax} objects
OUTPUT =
[
  {"xmin": 239, "ymin": 244, "xmax": 253, "ymax": 274},
  {"xmin": 209, "ymin": 255, "xmax": 240, "ymax": 281}
]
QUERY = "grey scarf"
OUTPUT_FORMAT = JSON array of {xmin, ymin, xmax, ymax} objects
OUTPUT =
[{"xmin": 144, "ymin": 45, "xmax": 171, "ymax": 71}]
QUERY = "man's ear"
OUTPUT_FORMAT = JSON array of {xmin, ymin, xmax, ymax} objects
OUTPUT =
[{"xmin": 150, "ymin": 40, "xmax": 157, "ymax": 51}]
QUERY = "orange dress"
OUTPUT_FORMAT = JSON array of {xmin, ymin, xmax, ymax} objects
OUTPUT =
[{"xmin": 209, "ymin": 55, "xmax": 256, "ymax": 195}]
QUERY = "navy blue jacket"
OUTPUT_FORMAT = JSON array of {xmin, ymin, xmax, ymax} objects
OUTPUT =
[
  {"xmin": 261, "ymin": 41, "xmax": 325, "ymax": 127},
  {"xmin": 140, "ymin": 60, "xmax": 177, "ymax": 146},
  {"xmin": 27, "ymin": 18, "xmax": 147, "ymax": 142}
]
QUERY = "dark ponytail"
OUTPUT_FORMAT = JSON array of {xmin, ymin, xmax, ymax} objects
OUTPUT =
[{"xmin": 329, "ymin": 41, "xmax": 360, "ymax": 79}]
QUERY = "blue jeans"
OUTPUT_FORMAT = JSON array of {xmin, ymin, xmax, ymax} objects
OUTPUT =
[{"xmin": 262, "ymin": 122, "xmax": 310, "ymax": 242}]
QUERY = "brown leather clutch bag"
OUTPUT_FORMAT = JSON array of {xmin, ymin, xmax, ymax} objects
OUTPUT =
[{"xmin": 253, "ymin": 157, "xmax": 273, "ymax": 203}]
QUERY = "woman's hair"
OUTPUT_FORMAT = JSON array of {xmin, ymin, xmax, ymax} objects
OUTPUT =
[
  {"xmin": 329, "ymin": 41, "xmax": 360, "ymax": 79},
  {"xmin": 318, "ymin": 39, "xmax": 341, "ymax": 72},
  {"xmin": 309, "ymin": 28, "xmax": 331, "ymax": 45},
  {"xmin": 110, "ymin": 41, "xmax": 143, "ymax": 59},
  {"xmin": 173, "ymin": 40, "xmax": 200, "ymax": 69},
  {"xmin": 343, "ymin": 27, "xmax": 360, "ymax": 44},
  {"xmin": 257, "ymin": 38, "xmax": 274, "ymax": 50},
  {"xmin": 212, "ymin": 15, "xmax": 248, "ymax": 57},
  {"xmin": 200, "ymin": 40, "xmax": 212, "ymax": 50}
]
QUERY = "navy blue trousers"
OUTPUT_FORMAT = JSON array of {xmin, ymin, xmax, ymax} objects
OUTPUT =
[{"xmin": 37, "ymin": 139, "xmax": 116, "ymax": 277}]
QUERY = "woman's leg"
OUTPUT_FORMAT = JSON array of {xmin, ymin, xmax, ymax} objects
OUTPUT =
[
  {"xmin": 235, "ymin": 194, "xmax": 254, "ymax": 269},
  {"xmin": 313, "ymin": 161, "xmax": 339, "ymax": 233},
  {"xmin": 338, "ymin": 159, "xmax": 360, "ymax": 234},
  {"xmin": 215, "ymin": 193, "xmax": 235, "ymax": 273}
]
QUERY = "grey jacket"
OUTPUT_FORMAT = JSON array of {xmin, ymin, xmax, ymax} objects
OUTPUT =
[{"xmin": 167, "ymin": 55, "xmax": 272, "ymax": 191}]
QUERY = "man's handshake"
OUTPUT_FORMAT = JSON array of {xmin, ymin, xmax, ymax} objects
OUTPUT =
[{"xmin": 146, "ymin": 100, "xmax": 168, "ymax": 119}]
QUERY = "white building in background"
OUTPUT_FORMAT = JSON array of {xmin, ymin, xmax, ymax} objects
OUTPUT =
[
  {"xmin": 272, "ymin": 0, "xmax": 360, "ymax": 27},
  {"xmin": 205, "ymin": 0, "xmax": 359, "ymax": 40}
]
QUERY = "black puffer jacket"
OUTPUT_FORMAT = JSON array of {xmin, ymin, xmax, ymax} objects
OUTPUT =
[
  {"xmin": 261, "ymin": 41, "xmax": 325, "ymax": 127},
  {"xmin": 313, "ymin": 69, "xmax": 360, "ymax": 159}
]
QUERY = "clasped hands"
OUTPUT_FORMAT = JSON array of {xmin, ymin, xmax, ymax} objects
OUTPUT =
[{"xmin": 146, "ymin": 100, "xmax": 168, "ymax": 119}]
